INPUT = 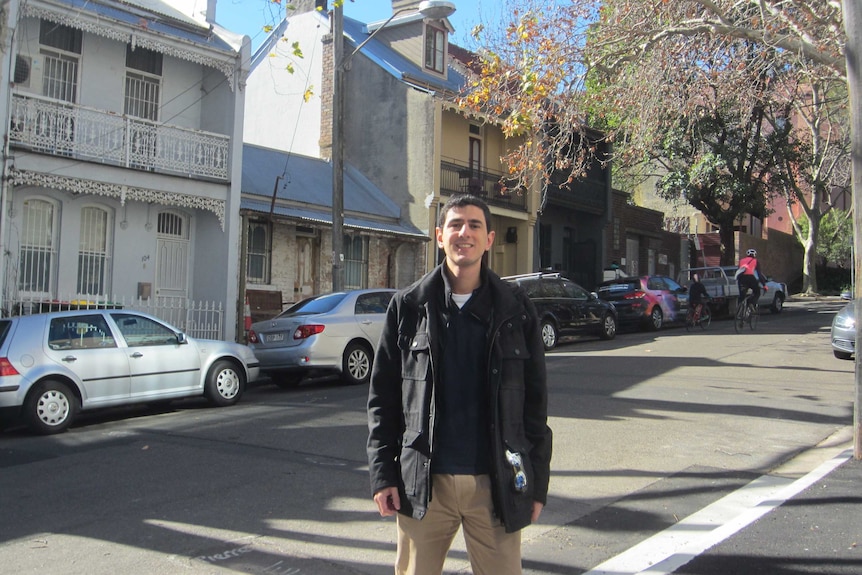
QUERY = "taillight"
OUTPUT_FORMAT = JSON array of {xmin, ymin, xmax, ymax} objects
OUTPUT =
[
  {"xmin": 623, "ymin": 291, "xmax": 646, "ymax": 299},
  {"xmin": 0, "ymin": 358, "xmax": 19, "ymax": 376},
  {"xmin": 294, "ymin": 325, "xmax": 325, "ymax": 339},
  {"xmin": 247, "ymin": 330, "xmax": 259, "ymax": 344}
]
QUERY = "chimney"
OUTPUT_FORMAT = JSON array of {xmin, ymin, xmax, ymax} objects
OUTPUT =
[
  {"xmin": 293, "ymin": 0, "xmax": 328, "ymax": 14},
  {"xmin": 206, "ymin": 0, "xmax": 216, "ymax": 22}
]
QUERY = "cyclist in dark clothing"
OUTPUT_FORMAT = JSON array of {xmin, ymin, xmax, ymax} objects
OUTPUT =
[{"xmin": 688, "ymin": 273, "xmax": 709, "ymax": 317}]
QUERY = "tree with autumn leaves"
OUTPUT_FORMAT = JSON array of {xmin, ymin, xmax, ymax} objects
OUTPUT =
[{"xmin": 461, "ymin": 0, "xmax": 849, "ymax": 293}]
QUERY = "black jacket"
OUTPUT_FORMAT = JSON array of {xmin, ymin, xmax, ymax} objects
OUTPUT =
[{"xmin": 367, "ymin": 264, "xmax": 552, "ymax": 533}]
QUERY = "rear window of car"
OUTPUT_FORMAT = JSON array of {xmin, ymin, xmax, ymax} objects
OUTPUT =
[
  {"xmin": 597, "ymin": 281, "xmax": 639, "ymax": 294},
  {"xmin": 0, "ymin": 320, "xmax": 11, "ymax": 347},
  {"xmin": 281, "ymin": 293, "xmax": 348, "ymax": 316}
]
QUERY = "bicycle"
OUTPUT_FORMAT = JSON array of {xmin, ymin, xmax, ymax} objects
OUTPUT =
[
  {"xmin": 685, "ymin": 301, "xmax": 712, "ymax": 331},
  {"xmin": 734, "ymin": 291, "xmax": 760, "ymax": 333}
]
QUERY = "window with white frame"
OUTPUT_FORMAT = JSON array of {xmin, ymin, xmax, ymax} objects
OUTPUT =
[
  {"xmin": 344, "ymin": 235, "xmax": 368, "ymax": 290},
  {"xmin": 19, "ymin": 199, "xmax": 58, "ymax": 294},
  {"xmin": 77, "ymin": 206, "xmax": 112, "ymax": 296},
  {"xmin": 125, "ymin": 45, "xmax": 162, "ymax": 121},
  {"xmin": 39, "ymin": 21, "xmax": 81, "ymax": 102},
  {"xmin": 247, "ymin": 219, "xmax": 271, "ymax": 284},
  {"xmin": 424, "ymin": 24, "xmax": 445, "ymax": 74}
]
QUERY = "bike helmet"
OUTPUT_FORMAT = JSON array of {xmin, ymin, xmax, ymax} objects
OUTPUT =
[{"xmin": 746, "ymin": 248, "xmax": 757, "ymax": 257}]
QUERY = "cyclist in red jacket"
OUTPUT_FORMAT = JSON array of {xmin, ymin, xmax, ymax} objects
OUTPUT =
[{"xmin": 736, "ymin": 248, "xmax": 768, "ymax": 306}]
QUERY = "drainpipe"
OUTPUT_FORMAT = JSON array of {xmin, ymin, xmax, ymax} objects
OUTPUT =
[{"xmin": 0, "ymin": 0, "xmax": 21, "ymax": 314}]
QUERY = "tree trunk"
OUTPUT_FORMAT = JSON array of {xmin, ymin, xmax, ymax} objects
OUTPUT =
[
  {"xmin": 801, "ymin": 216, "xmax": 820, "ymax": 294},
  {"xmin": 718, "ymin": 222, "xmax": 736, "ymax": 266}
]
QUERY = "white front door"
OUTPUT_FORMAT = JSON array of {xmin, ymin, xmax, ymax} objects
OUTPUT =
[{"xmin": 155, "ymin": 211, "xmax": 189, "ymax": 300}]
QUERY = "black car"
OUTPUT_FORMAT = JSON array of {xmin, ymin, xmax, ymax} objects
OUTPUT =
[{"xmin": 503, "ymin": 273, "xmax": 618, "ymax": 350}]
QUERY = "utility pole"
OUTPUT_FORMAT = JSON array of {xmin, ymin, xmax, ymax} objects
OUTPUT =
[
  {"xmin": 330, "ymin": 2, "xmax": 345, "ymax": 292},
  {"xmin": 844, "ymin": 0, "xmax": 862, "ymax": 459}
]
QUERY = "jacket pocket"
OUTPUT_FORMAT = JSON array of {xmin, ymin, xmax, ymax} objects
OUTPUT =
[{"xmin": 400, "ymin": 428, "xmax": 430, "ymax": 496}]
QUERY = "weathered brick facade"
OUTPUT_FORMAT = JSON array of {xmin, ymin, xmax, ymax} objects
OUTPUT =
[{"xmin": 605, "ymin": 190, "xmax": 684, "ymax": 279}]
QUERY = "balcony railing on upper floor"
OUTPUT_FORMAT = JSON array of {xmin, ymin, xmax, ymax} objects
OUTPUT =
[
  {"xmin": 440, "ymin": 160, "xmax": 528, "ymax": 212},
  {"xmin": 9, "ymin": 93, "xmax": 230, "ymax": 182}
]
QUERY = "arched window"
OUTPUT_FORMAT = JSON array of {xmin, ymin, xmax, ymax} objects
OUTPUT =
[
  {"xmin": 344, "ymin": 235, "xmax": 368, "ymax": 290},
  {"xmin": 19, "ymin": 198, "xmax": 58, "ymax": 294},
  {"xmin": 77, "ymin": 206, "xmax": 112, "ymax": 296},
  {"xmin": 247, "ymin": 219, "xmax": 271, "ymax": 284}
]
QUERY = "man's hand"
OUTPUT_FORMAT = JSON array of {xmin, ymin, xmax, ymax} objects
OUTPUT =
[{"xmin": 373, "ymin": 487, "xmax": 401, "ymax": 517}]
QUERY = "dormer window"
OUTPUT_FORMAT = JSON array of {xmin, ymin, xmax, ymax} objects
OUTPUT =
[{"xmin": 424, "ymin": 23, "xmax": 446, "ymax": 74}]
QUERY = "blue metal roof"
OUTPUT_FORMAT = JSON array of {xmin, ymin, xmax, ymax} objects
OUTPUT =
[
  {"xmin": 250, "ymin": 12, "xmax": 466, "ymax": 94},
  {"xmin": 240, "ymin": 144, "xmax": 427, "ymax": 239},
  {"xmin": 49, "ymin": 0, "xmax": 236, "ymax": 54}
]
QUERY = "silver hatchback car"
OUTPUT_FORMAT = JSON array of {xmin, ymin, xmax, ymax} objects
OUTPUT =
[
  {"xmin": 831, "ymin": 300, "xmax": 855, "ymax": 360},
  {"xmin": 0, "ymin": 310, "xmax": 260, "ymax": 435},
  {"xmin": 247, "ymin": 289, "xmax": 396, "ymax": 387}
]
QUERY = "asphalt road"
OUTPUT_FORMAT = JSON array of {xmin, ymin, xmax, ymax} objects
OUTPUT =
[{"xmin": 0, "ymin": 298, "xmax": 855, "ymax": 574}]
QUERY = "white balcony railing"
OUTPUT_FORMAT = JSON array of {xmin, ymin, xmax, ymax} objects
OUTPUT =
[{"xmin": 10, "ymin": 93, "xmax": 230, "ymax": 181}]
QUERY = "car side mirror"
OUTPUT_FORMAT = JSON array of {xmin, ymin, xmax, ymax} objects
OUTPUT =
[
  {"xmin": 176, "ymin": 332, "xmax": 187, "ymax": 344},
  {"xmin": 590, "ymin": 292, "xmax": 599, "ymax": 300}
]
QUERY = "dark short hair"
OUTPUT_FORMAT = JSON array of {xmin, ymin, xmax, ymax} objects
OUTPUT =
[{"xmin": 437, "ymin": 195, "xmax": 493, "ymax": 232}]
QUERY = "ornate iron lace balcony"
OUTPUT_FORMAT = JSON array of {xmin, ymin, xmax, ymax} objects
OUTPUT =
[
  {"xmin": 439, "ymin": 161, "xmax": 528, "ymax": 212},
  {"xmin": 9, "ymin": 93, "xmax": 230, "ymax": 181}
]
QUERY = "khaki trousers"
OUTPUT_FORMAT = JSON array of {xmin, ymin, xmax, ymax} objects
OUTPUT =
[{"xmin": 395, "ymin": 474, "xmax": 522, "ymax": 575}]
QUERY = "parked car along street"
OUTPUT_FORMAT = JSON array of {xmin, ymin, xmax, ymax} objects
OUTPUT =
[
  {"xmin": 503, "ymin": 272, "xmax": 617, "ymax": 350},
  {"xmin": 596, "ymin": 275, "xmax": 688, "ymax": 331},
  {"xmin": 831, "ymin": 299, "xmax": 855, "ymax": 360},
  {"xmin": 247, "ymin": 289, "xmax": 396, "ymax": 387},
  {"xmin": 0, "ymin": 310, "xmax": 259, "ymax": 435}
]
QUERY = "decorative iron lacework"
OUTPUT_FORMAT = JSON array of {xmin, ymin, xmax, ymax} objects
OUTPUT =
[
  {"xmin": 23, "ymin": 4, "xmax": 237, "ymax": 89},
  {"xmin": 10, "ymin": 168, "xmax": 226, "ymax": 229}
]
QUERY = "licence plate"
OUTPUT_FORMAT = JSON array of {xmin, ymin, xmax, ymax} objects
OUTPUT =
[{"xmin": 265, "ymin": 333, "xmax": 285, "ymax": 343}]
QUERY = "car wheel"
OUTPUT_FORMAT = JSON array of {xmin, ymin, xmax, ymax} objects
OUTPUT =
[
  {"xmin": 25, "ymin": 380, "xmax": 78, "ymax": 435},
  {"xmin": 273, "ymin": 372, "xmax": 302, "ymax": 389},
  {"xmin": 540, "ymin": 320, "xmax": 558, "ymax": 351},
  {"xmin": 647, "ymin": 306, "xmax": 663, "ymax": 331},
  {"xmin": 204, "ymin": 360, "xmax": 245, "ymax": 407},
  {"xmin": 834, "ymin": 349, "xmax": 853, "ymax": 360},
  {"xmin": 599, "ymin": 313, "xmax": 616, "ymax": 340},
  {"xmin": 770, "ymin": 293, "xmax": 784, "ymax": 314},
  {"xmin": 342, "ymin": 342, "xmax": 373, "ymax": 385}
]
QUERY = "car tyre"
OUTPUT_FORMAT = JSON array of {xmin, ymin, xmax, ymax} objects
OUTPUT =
[
  {"xmin": 834, "ymin": 349, "xmax": 853, "ymax": 360},
  {"xmin": 770, "ymin": 293, "xmax": 784, "ymax": 314},
  {"xmin": 540, "ymin": 319, "xmax": 559, "ymax": 351},
  {"xmin": 342, "ymin": 342, "xmax": 373, "ymax": 385},
  {"xmin": 204, "ymin": 360, "xmax": 245, "ymax": 407},
  {"xmin": 647, "ymin": 307, "xmax": 663, "ymax": 331},
  {"xmin": 599, "ymin": 313, "xmax": 616, "ymax": 340},
  {"xmin": 25, "ymin": 380, "xmax": 78, "ymax": 435}
]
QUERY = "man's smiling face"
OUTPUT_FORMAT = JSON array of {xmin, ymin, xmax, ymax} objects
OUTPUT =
[{"xmin": 436, "ymin": 204, "xmax": 495, "ymax": 272}]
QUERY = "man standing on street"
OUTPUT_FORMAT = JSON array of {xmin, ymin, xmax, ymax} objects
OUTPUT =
[{"xmin": 367, "ymin": 194, "xmax": 553, "ymax": 575}]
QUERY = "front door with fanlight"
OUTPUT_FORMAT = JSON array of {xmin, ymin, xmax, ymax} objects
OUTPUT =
[{"xmin": 155, "ymin": 211, "xmax": 189, "ymax": 301}]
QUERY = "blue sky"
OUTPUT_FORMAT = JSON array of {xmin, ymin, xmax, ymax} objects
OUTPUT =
[{"xmin": 215, "ymin": 0, "xmax": 503, "ymax": 52}]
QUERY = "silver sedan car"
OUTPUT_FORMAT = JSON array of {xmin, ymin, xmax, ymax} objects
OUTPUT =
[
  {"xmin": 831, "ymin": 300, "xmax": 855, "ymax": 360},
  {"xmin": 0, "ymin": 310, "xmax": 260, "ymax": 435},
  {"xmin": 247, "ymin": 289, "xmax": 396, "ymax": 387}
]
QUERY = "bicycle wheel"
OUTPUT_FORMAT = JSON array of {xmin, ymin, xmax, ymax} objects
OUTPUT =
[
  {"xmin": 749, "ymin": 304, "xmax": 759, "ymax": 330},
  {"xmin": 734, "ymin": 302, "xmax": 745, "ymax": 333},
  {"xmin": 700, "ymin": 306, "xmax": 711, "ymax": 329}
]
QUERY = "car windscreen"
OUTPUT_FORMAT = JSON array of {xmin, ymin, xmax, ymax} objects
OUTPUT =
[{"xmin": 279, "ymin": 292, "xmax": 348, "ymax": 316}]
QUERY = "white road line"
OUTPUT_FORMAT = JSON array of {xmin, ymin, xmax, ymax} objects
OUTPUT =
[{"xmin": 583, "ymin": 448, "xmax": 854, "ymax": 575}]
